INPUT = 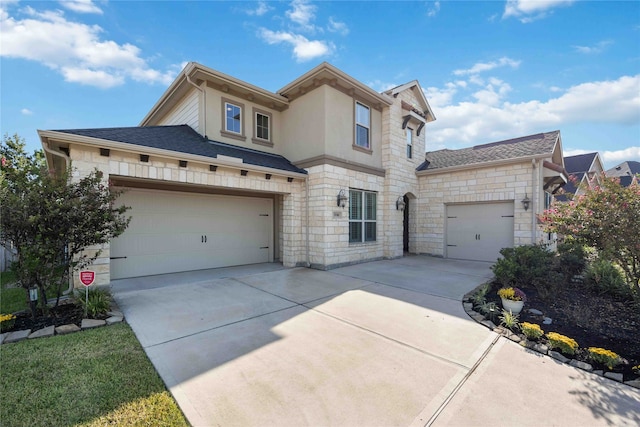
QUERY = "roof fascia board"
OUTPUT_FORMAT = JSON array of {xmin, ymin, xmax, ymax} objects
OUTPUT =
[
  {"xmin": 38, "ymin": 130, "xmax": 307, "ymax": 179},
  {"xmin": 278, "ymin": 62, "xmax": 393, "ymax": 107},
  {"xmin": 416, "ymin": 153, "xmax": 553, "ymax": 176}
]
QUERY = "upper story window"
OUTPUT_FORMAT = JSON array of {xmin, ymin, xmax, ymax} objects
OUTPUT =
[
  {"xmin": 349, "ymin": 189, "xmax": 377, "ymax": 243},
  {"xmin": 406, "ymin": 127, "xmax": 413, "ymax": 159},
  {"xmin": 225, "ymin": 102, "xmax": 242, "ymax": 134},
  {"xmin": 355, "ymin": 102, "xmax": 370, "ymax": 150},
  {"xmin": 252, "ymin": 108, "xmax": 273, "ymax": 147}
]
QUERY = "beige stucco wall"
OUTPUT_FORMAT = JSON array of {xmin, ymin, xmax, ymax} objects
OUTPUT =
[
  {"xmin": 203, "ymin": 86, "xmax": 283, "ymax": 155},
  {"xmin": 281, "ymin": 85, "xmax": 383, "ymax": 167},
  {"xmin": 67, "ymin": 144, "xmax": 306, "ymax": 287},
  {"xmin": 416, "ymin": 161, "xmax": 545, "ymax": 257}
]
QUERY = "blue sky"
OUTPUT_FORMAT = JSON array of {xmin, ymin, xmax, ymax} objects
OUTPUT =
[{"xmin": 1, "ymin": 0, "xmax": 639, "ymax": 169}]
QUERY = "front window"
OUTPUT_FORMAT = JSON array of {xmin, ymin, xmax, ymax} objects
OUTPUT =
[
  {"xmin": 225, "ymin": 102, "xmax": 242, "ymax": 134},
  {"xmin": 355, "ymin": 102, "xmax": 370, "ymax": 149},
  {"xmin": 349, "ymin": 189, "xmax": 377, "ymax": 243},
  {"xmin": 406, "ymin": 127, "xmax": 413, "ymax": 159},
  {"xmin": 256, "ymin": 112, "xmax": 270, "ymax": 141}
]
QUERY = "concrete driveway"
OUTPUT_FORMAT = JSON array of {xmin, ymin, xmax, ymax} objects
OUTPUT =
[{"xmin": 112, "ymin": 256, "xmax": 640, "ymax": 427}]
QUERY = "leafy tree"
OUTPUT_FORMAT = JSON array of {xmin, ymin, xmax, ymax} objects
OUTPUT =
[
  {"xmin": 541, "ymin": 175, "xmax": 640, "ymax": 291},
  {"xmin": 1, "ymin": 134, "xmax": 130, "ymax": 316}
]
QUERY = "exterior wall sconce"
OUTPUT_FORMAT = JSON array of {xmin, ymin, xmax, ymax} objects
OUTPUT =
[
  {"xmin": 337, "ymin": 189, "xmax": 348, "ymax": 208},
  {"xmin": 521, "ymin": 193, "xmax": 531, "ymax": 211},
  {"xmin": 396, "ymin": 196, "xmax": 406, "ymax": 211}
]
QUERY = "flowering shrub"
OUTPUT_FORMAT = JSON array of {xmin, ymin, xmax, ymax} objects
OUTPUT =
[
  {"xmin": 633, "ymin": 365, "xmax": 640, "ymax": 375},
  {"xmin": 587, "ymin": 347, "xmax": 622, "ymax": 369},
  {"xmin": 0, "ymin": 313, "xmax": 16, "ymax": 332},
  {"xmin": 497, "ymin": 287, "xmax": 527, "ymax": 302},
  {"xmin": 546, "ymin": 332, "xmax": 579, "ymax": 355},
  {"xmin": 521, "ymin": 322, "xmax": 544, "ymax": 340}
]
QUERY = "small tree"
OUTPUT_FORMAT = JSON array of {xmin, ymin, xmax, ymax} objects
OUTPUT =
[
  {"xmin": 1, "ymin": 134, "xmax": 130, "ymax": 315},
  {"xmin": 541, "ymin": 175, "xmax": 640, "ymax": 291}
]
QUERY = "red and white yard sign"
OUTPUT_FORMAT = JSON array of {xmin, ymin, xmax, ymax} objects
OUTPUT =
[{"xmin": 79, "ymin": 270, "xmax": 95, "ymax": 287}]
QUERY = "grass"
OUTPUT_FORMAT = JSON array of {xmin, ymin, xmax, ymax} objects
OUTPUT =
[
  {"xmin": 0, "ymin": 323, "xmax": 189, "ymax": 427},
  {"xmin": 1, "ymin": 270, "xmax": 27, "ymax": 314}
]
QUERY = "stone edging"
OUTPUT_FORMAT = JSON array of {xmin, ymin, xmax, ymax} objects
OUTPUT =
[
  {"xmin": 0, "ymin": 306, "xmax": 124, "ymax": 345},
  {"xmin": 462, "ymin": 285, "xmax": 640, "ymax": 390}
]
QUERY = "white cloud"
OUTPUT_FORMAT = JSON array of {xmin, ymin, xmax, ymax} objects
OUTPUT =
[
  {"xmin": 427, "ymin": 1, "xmax": 440, "ymax": 18},
  {"xmin": 327, "ymin": 17, "xmax": 349, "ymax": 35},
  {"xmin": 286, "ymin": 0, "xmax": 317, "ymax": 32},
  {"xmin": 258, "ymin": 28, "xmax": 333, "ymax": 62},
  {"xmin": 0, "ymin": 5, "xmax": 177, "ymax": 88},
  {"xmin": 573, "ymin": 40, "xmax": 613, "ymax": 54},
  {"xmin": 59, "ymin": 0, "xmax": 103, "ymax": 15},
  {"xmin": 503, "ymin": 0, "xmax": 574, "ymax": 23},
  {"xmin": 245, "ymin": 1, "xmax": 271, "ymax": 16},
  {"xmin": 21, "ymin": 108, "xmax": 33, "ymax": 115},
  {"xmin": 425, "ymin": 74, "xmax": 640, "ymax": 147},
  {"xmin": 601, "ymin": 147, "xmax": 640, "ymax": 164},
  {"xmin": 454, "ymin": 57, "xmax": 521, "ymax": 76}
]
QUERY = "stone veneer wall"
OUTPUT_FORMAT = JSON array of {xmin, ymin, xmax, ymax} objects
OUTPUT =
[
  {"xmin": 67, "ymin": 144, "xmax": 306, "ymax": 287},
  {"xmin": 416, "ymin": 161, "xmax": 540, "ymax": 257},
  {"xmin": 381, "ymin": 89, "xmax": 426, "ymax": 259},
  {"xmin": 305, "ymin": 163, "xmax": 385, "ymax": 269}
]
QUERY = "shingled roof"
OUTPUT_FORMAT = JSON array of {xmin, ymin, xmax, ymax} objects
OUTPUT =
[
  {"xmin": 564, "ymin": 152, "xmax": 598, "ymax": 174},
  {"xmin": 52, "ymin": 125, "xmax": 307, "ymax": 174},
  {"xmin": 417, "ymin": 130, "xmax": 560, "ymax": 171}
]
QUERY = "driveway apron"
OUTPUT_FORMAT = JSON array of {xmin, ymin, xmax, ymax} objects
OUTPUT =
[{"xmin": 112, "ymin": 257, "xmax": 640, "ymax": 427}]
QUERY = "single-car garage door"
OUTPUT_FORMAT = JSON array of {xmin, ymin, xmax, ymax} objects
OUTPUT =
[
  {"xmin": 446, "ymin": 202, "xmax": 514, "ymax": 262},
  {"xmin": 110, "ymin": 188, "xmax": 273, "ymax": 279}
]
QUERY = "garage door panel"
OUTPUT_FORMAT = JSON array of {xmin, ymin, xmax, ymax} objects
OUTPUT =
[
  {"xmin": 446, "ymin": 202, "xmax": 514, "ymax": 262},
  {"xmin": 111, "ymin": 189, "xmax": 273, "ymax": 279}
]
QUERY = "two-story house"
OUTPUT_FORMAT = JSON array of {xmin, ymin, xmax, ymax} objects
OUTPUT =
[{"xmin": 38, "ymin": 62, "xmax": 566, "ymax": 285}]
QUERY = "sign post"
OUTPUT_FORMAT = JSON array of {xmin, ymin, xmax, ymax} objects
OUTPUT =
[{"xmin": 79, "ymin": 271, "xmax": 95, "ymax": 316}]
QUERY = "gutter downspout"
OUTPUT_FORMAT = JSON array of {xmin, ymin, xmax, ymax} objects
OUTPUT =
[
  {"xmin": 185, "ymin": 73, "xmax": 207, "ymax": 138},
  {"xmin": 42, "ymin": 142, "xmax": 75, "ymax": 296},
  {"xmin": 305, "ymin": 177, "xmax": 310, "ymax": 267}
]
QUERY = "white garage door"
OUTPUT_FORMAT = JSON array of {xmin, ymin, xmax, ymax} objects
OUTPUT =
[
  {"xmin": 111, "ymin": 189, "xmax": 273, "ymax": 279},
  {"xmin": 446, "ymin": 202, "xmax": 514, "ymax": 262}
]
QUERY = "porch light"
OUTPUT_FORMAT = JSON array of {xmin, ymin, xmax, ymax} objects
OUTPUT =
[
  {"xmin": 337, "ymin": 189, "xmax": 348, "ymax": 208},
  {"xmin": 521, "ymin": 193, "xmax": 531, "ymax": 211},
  {"xmin": 396, "ymin": 196, "xmax": 406, "ymax": 212}
]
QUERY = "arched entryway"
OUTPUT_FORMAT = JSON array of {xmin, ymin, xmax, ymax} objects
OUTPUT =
[{"xmin": 402, "ymin": 193, "xmax": 416, "ymax": 254}]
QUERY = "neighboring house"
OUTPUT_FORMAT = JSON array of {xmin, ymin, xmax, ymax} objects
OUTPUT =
[
  {"xmin": 38, "ymin": 62, "xmax": 566, "ymax": 285},
  {"xmin": 606, "ymin": 161, "xmax": 640, "ymax": 187},
  {"xmin": 558, "ymin": 152, "xmax": 604, "ymax": 199}
]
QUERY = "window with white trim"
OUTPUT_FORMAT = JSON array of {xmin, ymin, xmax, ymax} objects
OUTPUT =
[
  {"xmin": 349, "ymin": 189, "xmax": 377, "ymax": 243},
  {"xmin": 355, "ymin": 102, "xmax": 370, "ymax": 149},
  {"xmin": 406, "ymin": 127, "xmax": 413, "ymax": 159},
  {"xmin": 225, "ymin": 101, "xmax": 242, "ymax": 134}
]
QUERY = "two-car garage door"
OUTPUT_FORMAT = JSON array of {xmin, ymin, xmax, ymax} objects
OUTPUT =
[
  {"xmin": 110, "ymin": 189, "xmax": 273, "ymax": 279},
  {"xmin": 446, "ymin": 202, "xmax": 514, "ymax": 263}
]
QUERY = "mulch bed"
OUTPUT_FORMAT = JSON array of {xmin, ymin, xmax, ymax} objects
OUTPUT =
[
  {"xmin": 485, "ymin": 281, "xmax": 640, "ymax": 381},
  {"xmin": 4, "ymin": 300, "xmax": 88, "ymax": 333}
]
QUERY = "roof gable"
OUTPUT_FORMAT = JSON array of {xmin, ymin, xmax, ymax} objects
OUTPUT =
[
  {"xmin": 384, "ymin": 80, "xmax": 435, "ymax": 122},
  {"xmin": 417, "ymin": 130, "xmax": 561, "ymax": 171},
  {"xmin": 564, "ymin": 152, "xmax": 599, "ymax": 174}
]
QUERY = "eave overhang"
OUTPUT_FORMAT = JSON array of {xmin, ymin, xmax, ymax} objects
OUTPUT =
[
  {"xmin": 38, "ymin": 130, "xmax": 307, "ymax": 180},
  {"xmin": 416, "ymin": 153, "xmax": 554, "ymax": 176}
]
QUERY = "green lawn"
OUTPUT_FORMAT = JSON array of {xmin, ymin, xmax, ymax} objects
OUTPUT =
[
  {"xmin": 1, "ymin": 270, "xmax": 27, "ymax": 314},
  {"xmin": 0, "ymin": 323, "xmax": 189, "ymax": 427}
]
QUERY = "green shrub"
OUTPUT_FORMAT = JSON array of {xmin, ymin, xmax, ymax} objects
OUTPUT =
[
  {"xmin": 556, "ymin": 241, "xmax": 588, "ymax": 280},
  {"xmin": 492, "ymin": 245, "xmax": 555, "ymax": 289},
  {"xmin": 76, "ymin": 287, "xmax": 111, "ymax": 318},
  {"xmin": 584, "ymin": 259, "xmax": 632, "ymax": 299},
  {"xmin": 546, "ymin": 332, "xmax": 578, "ymax": 355},
  {"xmin": 469, "ymin": 284, "xmax": 490, "ymax": 308}
]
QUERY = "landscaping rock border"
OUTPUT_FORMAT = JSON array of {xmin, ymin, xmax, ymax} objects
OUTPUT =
[
  {"xmin": 0, "ymin": 303, "xmax": 124, "ymax": 345},
  {"xmin": 462, "ymin": 285, "xmax": 640, "ymax": 390}
]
